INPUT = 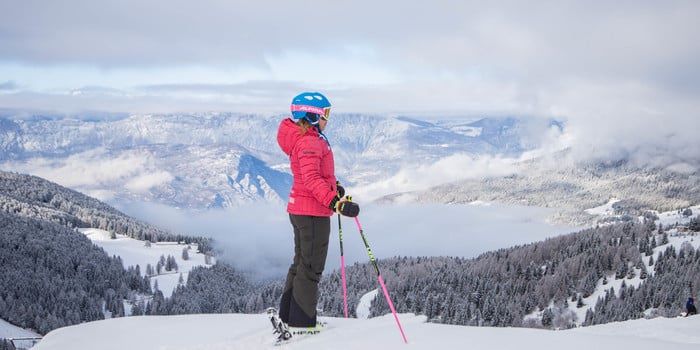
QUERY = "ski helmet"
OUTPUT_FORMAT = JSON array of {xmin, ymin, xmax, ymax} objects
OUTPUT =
[{"xmin": 290, "ymin": 92, "xmax": 331, "ymax": 125}]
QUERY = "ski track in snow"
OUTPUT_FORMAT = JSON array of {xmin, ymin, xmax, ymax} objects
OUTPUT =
[
  {"xmin": 356, "ymin": 289, "xmax": 378, "ymax": 319},
  {"xmin": 78, "ymin": 228, "xmax": 214, "ymax": 297},
  {"xmin": 32, "ymin": 313, "xmax": 700, "ymax": 350}
]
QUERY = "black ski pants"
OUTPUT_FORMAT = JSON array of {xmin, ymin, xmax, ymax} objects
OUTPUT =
[{"xmin": 279, "ymin": 214, "xmax": 330, "ymax": 327}]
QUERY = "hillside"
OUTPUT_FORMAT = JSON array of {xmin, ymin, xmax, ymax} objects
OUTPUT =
[
  {"xmin": 380, "ymin": 157, "xmax": 700, "ymax": 226},
  {"xmin": 0, "ymin": 171, "xmax": 208, "ymax": 247},
  {"xmin": 0, "ymin": 171, "xmax": 212, "ymax": 338},
  {"xmin": 0, "ymin": 211, "xmax": 151, "ymax": 334}
]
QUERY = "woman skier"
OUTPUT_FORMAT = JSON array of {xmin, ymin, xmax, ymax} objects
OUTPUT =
[{"xmin": 275, "ymin": 92, "xmax": 360, "ymax": 334}]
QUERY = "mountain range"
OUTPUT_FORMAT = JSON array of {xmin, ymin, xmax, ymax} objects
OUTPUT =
[{"xmin": 0, "ymin": 113, "xmax": 562, "ymax": 209}]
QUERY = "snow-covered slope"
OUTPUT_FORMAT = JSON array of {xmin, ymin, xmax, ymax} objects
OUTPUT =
[
  {"xmin": 384, "ymin": 156, "xmax": 700, "ymax": 226},
  {"xmin": 1, "ymin": 318, "xmax": 40, "ymax": 349},
  {"xmin": 524, "ymin": 206, "xmax": 700, "ymax": 326},
  {"xmin": 32, "ymin": 312, "xmax": 700, "ymax": 350},
  {"xmin": 79, "ymin": 228, "xmax": 213, "ymax": 296},
  {"xmin": 356, "ymin": 289, "xmax": 379, "ymax": 319}
]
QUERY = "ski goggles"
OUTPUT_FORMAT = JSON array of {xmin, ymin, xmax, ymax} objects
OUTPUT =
[
  {"xmin": 321, "ymin": 107, "xmax": 331, "ymax": 121},
  {"xmin": 291, "ymin": 105, "xmax": 332, "ymax": 123}
]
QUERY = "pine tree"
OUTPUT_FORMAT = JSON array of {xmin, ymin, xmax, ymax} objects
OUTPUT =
[
  {"xmin": 541, "ymin": 308, "xmax": 553, "ymax": 327},
  {"xmin": 165, "ymin": 255, "xmax": 178, "ymax": 272}
]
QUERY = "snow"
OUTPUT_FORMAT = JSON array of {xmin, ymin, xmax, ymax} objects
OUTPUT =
[
  {"xmin": 78, "ymin": 228, "xmax": 214, "ymax": 296},
  {"xmin": 356, "ymin": 289, "xmax": 378, "ymax": 319},
  {"xmin": 448, "ymin": 125, "xmax": 483, "ymax": 137},
  {"xmin": 565, "ymin": 270, "xmax": 645, "ymax": 325},
  {"xmin": 1, "ymin": 318, "xmax": 41, "ymax": 349},
  {"xmin": 32, "ymin": 312, "xmax": 700, "ymax": 350},
  {"xmin": 656, "ymin": 204, "xmax": 700, "ymax": 227},
  {"xmin": 584, "ymin": 198, "xmax": 620, "ymax": 216}
]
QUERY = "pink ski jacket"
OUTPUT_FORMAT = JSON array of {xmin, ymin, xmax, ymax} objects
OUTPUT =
[{"xmin": 277, "ymin": 118, "xmax": 338, "ymax": 217}]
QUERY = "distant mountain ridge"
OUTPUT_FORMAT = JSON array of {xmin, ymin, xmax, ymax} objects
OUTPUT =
[
  {"xmin": 379, "ymin": 155, "xmax": 700, "ymax": 225},
  {"xmin": 0, "ymin": 113, "xmax": 560, "ymax": 209}
]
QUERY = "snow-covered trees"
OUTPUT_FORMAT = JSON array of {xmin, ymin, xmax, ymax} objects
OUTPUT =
[
  {"xmin": 0, "ymin": 339, "xmax": 14, "ymax": 350},
  {"xmin": 689, "ymin": 216, "xmax": 700, "ymax": 232},
  {"xmin": 0, "ymin": 211, "xmax": 151, "ymax": 335},
  {"xmin": 155, "ymin": 263, "xmax": 282, "ymax": 315},
  {"xmin": 312, "ymin": 221, "xmax": 700, "ymax": 329},
  {"xmin": 0, "ymin": 171, "xmax": 211, "ymax": 251},
  {"xmin": 166, "ymin": 255, "xmax": 178, "ymax": 272}
]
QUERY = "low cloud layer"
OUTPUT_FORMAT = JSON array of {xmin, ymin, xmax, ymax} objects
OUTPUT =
[
  {"xmin": 116, "ymin": 201, "xmax": 579, "ymax": 279},
  {"xmin": 0, "ymin": 80, "xmax": 17, "ymax": 91},
  {"xmin": 0, "ymin": 148, "xmax": 172, "ymax": 197},
  {"xmin": 352, "ymin": 154, "xmax": 522, "ymax": 201}
]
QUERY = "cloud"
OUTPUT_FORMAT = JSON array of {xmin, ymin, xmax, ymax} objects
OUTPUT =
[
  {"xmin": 353, "ymin": 154, "xmax": 521, "ymax": 201},
  {"xmin": 125, "ymin": 171, "xmax": 174, "ymax": 193},
  {"xmin": 0, "ymin": 1, "xmax": 697, "ymax": 167},
  {"xmin": 1, "ymin": 149, "xmax": 147, "ymax": 187},
  {"xmin": 0, "ymin": 80, "xmax": 17, "ymax": 91},
  {"xmin": 116, "ymin": 200, "xmax": 580, "ymax": 279},
  {"xmin": 0, "ymin": 148, "xmax": 176, "ymax": 194}
]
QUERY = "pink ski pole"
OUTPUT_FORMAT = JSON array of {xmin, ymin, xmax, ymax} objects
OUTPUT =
[
  {"xmin": 353, "ymin": 216, "xmax": 408, "ymax": 344},
  {"xmin": 338, "ymin": 214, "xmax": 349, "ymax": 318}
]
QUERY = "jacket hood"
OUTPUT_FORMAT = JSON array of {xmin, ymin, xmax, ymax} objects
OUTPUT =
[{"xmin": 277, "ymin": 118, "xmax": 318, "ymax": 156}]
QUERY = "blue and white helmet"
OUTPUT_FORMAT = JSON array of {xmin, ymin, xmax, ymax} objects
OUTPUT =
[{"xmin": 290, "ymin": 92, "xmax": 331, "ymax": 125}]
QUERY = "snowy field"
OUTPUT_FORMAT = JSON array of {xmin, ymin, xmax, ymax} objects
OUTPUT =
[
  {"xmin": 78, "ymin": 228, "xmax": 214, "ymax": 296},
  {"xmin": 1, "ymin": 318, "xmax": 41, "ymax": 348},
  {"xmin": 584, "ymin": 198, "xmax": 620, "ymax": 216},
  {"xmin": 32, "ymin": 312, "xmax": 700, "ymax": 350},
  {"xmin": 657, "ymin": 205, "xmax": 700, "ymax": 227}
]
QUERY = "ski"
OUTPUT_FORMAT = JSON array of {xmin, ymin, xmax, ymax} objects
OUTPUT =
[
  {"xmin": 273, "ymin": 327, "xmax": 322, "ymax": 346},
  {"xmin": 266, "ymin": 307, "xmax": 329, "ymax": 345}
]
